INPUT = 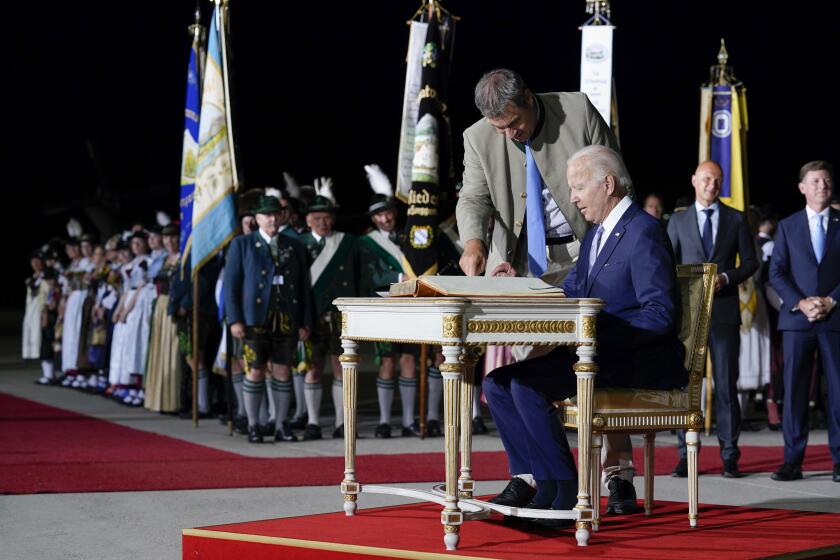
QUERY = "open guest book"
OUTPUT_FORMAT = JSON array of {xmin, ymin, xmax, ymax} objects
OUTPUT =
[{"xmin": 387, "ymin": 275, "xmax": 565, "ymax": 297}]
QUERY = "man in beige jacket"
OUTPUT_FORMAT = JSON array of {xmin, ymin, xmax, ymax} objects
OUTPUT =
[{"xmin": 456, "ymin": 68, "xmax": 641, "ymax": 516}]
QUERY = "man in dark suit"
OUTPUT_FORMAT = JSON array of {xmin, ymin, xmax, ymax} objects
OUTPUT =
[
  {"xmin": 667, "ymin": 161, "xmax": 758, "ymax": 478},
  {"xmin": 769, "ymin": 160, "xmax": 840, "ymax": 483},
  {"xmin": 224, "ymin": 196, "xmax": 313, "ymax": 443},
  {"xmin": 483, "ymin": 145, "xmax": 687, "ymax": 528}
]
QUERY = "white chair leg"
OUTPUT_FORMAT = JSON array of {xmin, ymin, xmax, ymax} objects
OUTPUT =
[
  {"xmin": 687, "ymin": 429, "xmax": 699, "ymax": 527},
  {"xmin": 643, "ymin": 432, "xmax": 655, "ymax": 517},
  {"xmin": 591, "ymin": 433, "xmax": 603, "ymax": 531}
]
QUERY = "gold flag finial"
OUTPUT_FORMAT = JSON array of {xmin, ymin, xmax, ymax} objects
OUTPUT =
[{"xmin": 717, "ymin": 38, "xmax": 729, "ymax": 66}]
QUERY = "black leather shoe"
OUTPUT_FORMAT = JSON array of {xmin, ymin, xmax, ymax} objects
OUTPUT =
[
  {"xmin": 833, "ymin": 464, "xmax": 840, "ymax": 483},
  {"xmin": 402, "ymin": 422, "xmax": 422, "ymax": 437},
  {"xmin": 488, "ymin": 478, "xmax": 536, "ymax": 507},
  {"xmin": 286, "ymin": 416, "xmax": 307, "ymax": 430},
  {"xmin": 722, "ymin": 459, "xmax": 745, "ymax": 478},
  {"xmin": 303, "ymin": 423, "xmax": 322, "ymax": 441},
  {"xmin": 259, "ymin": 423, "xmax": 275, "ymax": 438},
  {"xmin": 275, "ymin": 426, "xmax": 298, "ymax": 442},
  {"xmin": 771, "ymin": 463, "xmax": 803, "ymax": 481},
  {"xmin": 472, "ymin": 416, "xmax": 489, "ymax": 435},
  {"xmin": 606, "ymin": 478, "xmax": 641, "ymax": 515},
  {"xmin": 247, "ymin": 426, "xmax": 263, "ymax": 444},
  {"xmin": 671, "ymin": 457, "xmax": 688, "ymax": 478},
  {"xmin": 374, "ymin": 423, "xmax": 391, "ymax": 438},
  {"xmin": 426, "ymin": 419, "xmax": 442, "ymax": 437},
  {"xmin": 233, "ymin": 416, "xmax": 248, "ymax": 435},
  {"xmin": 332, "ymin": 425, "xmax": 345, "ymax": 439}
]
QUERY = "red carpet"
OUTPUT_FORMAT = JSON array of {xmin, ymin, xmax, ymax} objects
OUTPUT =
[
  {"xmin": 1, "ymin": 392, "xmax": 835, "ymax": 495},
  {"xmin": 183, "ymin": 499, "xmax": 840, "ymax": 559}
]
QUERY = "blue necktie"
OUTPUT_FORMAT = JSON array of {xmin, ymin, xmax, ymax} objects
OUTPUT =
[
  {"xmin": 812, "ymin": 214, "xmax": 825, "ymax": 264},
  {"xmin": 702, "ymin": 208, "xmax": 714, "ymax": 259},
  {"xmin": 587, "ymin": 224, "xmax": 605, "ymax": 278},
  {"xmin": 525, "ymin": 142, "xmax": 547, "ymax": 276}
]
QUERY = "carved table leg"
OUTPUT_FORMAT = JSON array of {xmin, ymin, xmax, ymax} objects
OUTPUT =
[
  {"xmin": 687, "ymin": 429, "xmax": 700, "ymax": 527},
  {"xmin": 459, "ymin": 350, "xmax": 478, "ymax": 499},
  {"xmin": 591, "ymin": 433, "xmax": 603, "ymax": 531},
  {"xmin": 440, "ymin": 345, "xmax": 464, "ymax": 550},
  {"xmin": 644, "ymin": 432, "xmax": 655, "ymax": 516},
  {"xmin": 574, "ymin": 342, "xmax": 598, "ymax": 547},
  {"xmin": 339, "ymin": 339, "xmax": 360, "ymax": 516}
]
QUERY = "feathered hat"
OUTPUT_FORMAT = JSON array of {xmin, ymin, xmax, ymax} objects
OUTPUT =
[
  {"xmin": 364, "ymin": 164, "xmax": 396, "ymax": 216},
  {"xmin": 306, "ymin": 176, "xmax": 338, "ymax": 214}
]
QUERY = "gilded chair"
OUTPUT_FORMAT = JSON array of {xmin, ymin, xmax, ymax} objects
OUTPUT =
[{"xmin": 555, "ymin": 263, "xmax": 716, "ymax": 529}]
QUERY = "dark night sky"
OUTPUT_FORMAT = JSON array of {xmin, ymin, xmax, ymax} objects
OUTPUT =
[{"xmin": 8, "ymin": 0, "xmax": 840, "ymax": 310}]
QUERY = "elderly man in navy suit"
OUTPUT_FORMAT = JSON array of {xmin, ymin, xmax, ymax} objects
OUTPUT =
[
  {"xmin": 770, "ymin": 160, "xmax": 840, "ymax": 483},
  {"xmin": 483, "ymin": 145, "xmax": 686, "ymax": 529},
  {"xmin": 225, "ymin": 196, "xmax": 314, "ymax": 443},
  {"xmin": 667, "ymin": 161, "xmax": 758, "ymax": 478}
]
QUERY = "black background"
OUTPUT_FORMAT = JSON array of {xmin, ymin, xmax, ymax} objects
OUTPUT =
[{"xmin": 8, "ymin": 0, "xmax": 839, "ymax": 310}]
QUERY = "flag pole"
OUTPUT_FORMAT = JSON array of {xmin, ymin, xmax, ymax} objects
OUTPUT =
[
  {"xmin": 217, "ymin": 0, "xmax": 239, "ymax": 190},
  {"xmin": 192, "ymin": 278, "xmax": 200, "ymax": 427}
]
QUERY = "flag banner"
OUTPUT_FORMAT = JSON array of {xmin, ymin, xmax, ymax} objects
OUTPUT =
[
  {"xmin": 580, "ymin": 24, "xmax": 615, "ymax": 126},
  {"xmin": 396, "ymin": 20, "xmax": 429, "ymax": 201},
  {"xmin": 698, "ymin": 86, "xmax": 713, "ymax": 163},
  {"xmin": 191, "ymin": 4, "xmax": 237, "ymax": 275},
  {"xmin": 179, "ymin": 33, "xmax": 202, "ymax": 269},
  {"xmin": 707, "ymin": 85, "xmax": 746, "ymax": 211},
  {"xmin": 401, "ymin": 12, "xmax": 454, "ymax": 279}
]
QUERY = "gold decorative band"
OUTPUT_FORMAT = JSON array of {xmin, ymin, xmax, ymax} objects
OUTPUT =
[
  {"xmin": 576, "ymin": 521, "xmax": 590, "ymax": 530},
  {"xmin": 443, "ymin": 525, "xmax": 460, "ymax": 534},
  {"xmin": 467, "ymin": 319, "xmax": 576, "ymax": 334},
  {"xmin": 442, "ymin": 315, "xmax": 463, "ymax": 338},
  {"xmin": 439, "ymin": 362, "xmax": 464, "ymax": 373},
  {"xmin": 591, "ymin": 415, "xmax": 606, "ymax": 428},
  {"xmin": 572, "ymin": 361, "xmax": 598, "ymax": 373},
  {"xmin": 338, "ymin": 355, "xmax": 360, "ymax": 364},
  {"xmin": 343, "ymin": 494, "xmax": 357, "ymax": 502},
  {"xmin": 687, "ymin": 413, "xmax": 704, "ymax": 429}
]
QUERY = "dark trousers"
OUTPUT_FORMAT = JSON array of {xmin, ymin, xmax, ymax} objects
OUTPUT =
[
  {"xmin": 482, "ymin": 349, "xmax": 579, "ymax": 481},
  {"xmin": 782, "ymin": 330, "xmax": 840, "ymax": 465},
  {"xmin": 678, "ymin": 323, "xmax": 741, "ymax": 462}
]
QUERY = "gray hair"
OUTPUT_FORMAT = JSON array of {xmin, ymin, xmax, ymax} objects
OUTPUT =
[
  {"xmin": 474, "ymin": 69, "xmax": 529, "ymax": 118},
  {"xmin": 567, "ymin": 145, "xmax": 633, "ymax": 194}
]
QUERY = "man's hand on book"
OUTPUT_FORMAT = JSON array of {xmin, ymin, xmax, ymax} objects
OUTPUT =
[
  {"xmin": 460, "ymin": 239, "xmax": 487, "ymax": 276},
  {"xmin": 491, "ymin": 262, "xmax": 518, "ymax": 277}
]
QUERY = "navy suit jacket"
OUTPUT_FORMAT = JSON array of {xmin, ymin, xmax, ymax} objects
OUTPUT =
[
  {"xmin": 666, "ymin": 202, "xmax": 758, "ymax": 326},
  {"xmin": 563, "ymin": 201, "xmax": 687, "ymax": 389},
  {"xmin": 224, "ymin": 232, "xmax": 313, "ymax": 330},
  {"xmin": 770, "ymin": 208, "xmax": 840, "ymax": 332}
]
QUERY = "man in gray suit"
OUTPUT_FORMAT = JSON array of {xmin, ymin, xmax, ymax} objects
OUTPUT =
[
  {"xmin": 456, "ymin": 69, "xmax": 642, "ymax": 516},
  {"xmin": 667, "ymin": 161, "xmax": 759, "ymax": 478}
]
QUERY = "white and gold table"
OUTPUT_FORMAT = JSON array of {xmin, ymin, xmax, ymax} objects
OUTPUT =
[{"xmin": 333, "ymin": 296, "xmax": 603, "ymax": 550}]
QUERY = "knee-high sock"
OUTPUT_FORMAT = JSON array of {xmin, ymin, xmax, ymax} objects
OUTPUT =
[
  {"xmin": 232, "ymin": 373, "xmax": 245, "ymax": 417},
  {"xmin": 304, "ymin": 381, "xmax": 322, "ymax": 426},
  {"xmin": 399, "ymin": 376, "xmax": 417, "ymax": 428},
  {"xmin": 472, "ymin": 387, "xmax": 482, "ymax": 419},
  {"xmin": 41, "ymin": 360, "xmax": 55, "ymax": 380},
  {"xmin": 427, "ymin": 367, "xmax": 442, "ymax": 421},
  {"xmin": 264, "ymin": 379, "xmax": 276, "ymax": 423},
  {"xmin": 292, "ymin": 372, "xmax": 307, "ymax": 420},
  {"xmin": 242, "ymin": 378, "xmax": 265, "ymax": 429},
  {"xmin": 197, "ymin": 369, "xmax": 209, "ymax": 413},
  {"xmin": 270, "ymin": 378, "xmax": 293, "ymax": 429},
  {"xmin": 376, "ymin": 377, "xmax": 395, "ymax": 425},
  {"xmin": 258, "ymin": 388, "xmax": 269, "ymax": 426},
  {"xmin": 332, "ymin": 378, "xmax": 344, "ymax": 428}
]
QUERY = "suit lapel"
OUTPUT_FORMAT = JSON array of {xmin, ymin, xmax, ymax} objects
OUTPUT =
[
  {"xmin": 795, "ymin": 209, "xmax": 820, "ymax": 266},
  {"xmin": 585, "ymin": 204, "xmax": 636, "ymax": 296},
  {"xmin": 682, "ymin": 205, "xmax": 704, "ymax": 257}
]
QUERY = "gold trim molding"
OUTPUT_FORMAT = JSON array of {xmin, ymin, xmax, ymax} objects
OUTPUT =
[
  {"xmin": 573, "ymin": 361, "xmax": 599, "ymax": 373},
  {"xmin": 581, "ymin": 315, "xmax": 596, "ymax": 338},
  {"xmin": 341, "ymin": 312, "xmax": 348, "ymax": 335},
  {"xmin": 442, "ymin": 315, "xmax": 463, "ymax": 338},
  {"xmin": 338, "ymin": 355, "xmax": 360, "ymax": 364},
  {"xmin": 439, "ymin": 362, "xmax": 464, "ymax": 373},
  {"xmin": 467, "ymin": 319, "xmax": 576, "ymax": 334}
]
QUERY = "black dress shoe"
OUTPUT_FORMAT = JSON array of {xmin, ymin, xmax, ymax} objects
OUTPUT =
[
  {"xmin": 247, "ymin": 426, "xmax": 263, "ymax": 444},
  {"xmin": 426, "ymin": 419, "xmax": 442, "ymax": 437},
  {"xmin": 771, "ymin": 463, "xmax": 803, "ymax": 481},
  {"xmin": 286, "ymin": 416, "xmax": 307, "ymax": 430},
  {"xmin": 233, "ymin": 416, "xmax": 248, "ymax": 434},
  {"xmin": 671, "ymin": 457, "xmax": 688, "ymax": 478},
  {"xmin": 833, "ymin": 464, "xmax": 840, "ymax": 483},
  {"xmin": 275, "ymin": 426, "xmax": 298, "ymax": 442},
  {"xmin": 606, "ymin": 478, "xmax": 641, "ymax": 515},
  {"xmin": 472, "ymin": 416, "xmax": 489, "ymax": 435},
  {"xmin": 332, "ymin": 425, "xmax": 345, "ymax": 439},
  {"xmin": 374, "ymin": 423, "xmax": 391, "ymax": 438},
  {"xmin": 259, "ymin": 423, "xmax": 276, "ymax": 438},
  {"xmin": 722, "ymin": 459, "xmax": 745, "ymax": 478},
  {"xmin": 303, "ymin": 424, "xmax": 322, "ymax": 441},
  {"xmin": 488, "ymin": 478, "xmax": 536, "ymax": 507},
  {"xmin": 402, "ymin": 422, "xmax": 422, "ymax": 437}
]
